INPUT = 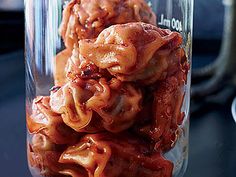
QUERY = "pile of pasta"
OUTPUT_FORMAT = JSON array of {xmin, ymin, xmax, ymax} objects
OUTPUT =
[{"xmin": 27, "ymin": 0, "xmax": 189, "ymax": 177}]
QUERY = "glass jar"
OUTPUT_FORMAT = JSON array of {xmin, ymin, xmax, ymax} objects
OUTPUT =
[{"xmin": 25, "ymin": 0, "xmax": 193, "ymax": 177}]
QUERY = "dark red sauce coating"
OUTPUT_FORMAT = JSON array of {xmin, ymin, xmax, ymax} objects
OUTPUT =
[{"xmin": 27, "ymin": 1, "xmax": 189, "ymax": 177}]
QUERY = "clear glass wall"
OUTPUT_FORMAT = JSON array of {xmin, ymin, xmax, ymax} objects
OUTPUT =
[{"xmin": 25, "ymin": 0, "xmax": 193, "ymax": 176}]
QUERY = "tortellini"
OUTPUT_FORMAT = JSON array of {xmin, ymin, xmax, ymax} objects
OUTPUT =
[
  {"xmin": 27, "ymin": 96, "xmax": 79, "ymax": 144},
  {"xmin": 60, "ymin": 133, "xmax": 173, "ymax": 177},
  {"xmin": 50, "ymin": 78, "xmax": 142, "ymax": 133},
  {"xmin": 59, "ymin": 0, "xmax": 156, "ymax": 49},
  {"xmin": 72, "ymin": 23, "xmax": 183, "ymax": 85},
  {"xmin": 27, "ymin": 0, "xmax": 190, "ymax": 176}
]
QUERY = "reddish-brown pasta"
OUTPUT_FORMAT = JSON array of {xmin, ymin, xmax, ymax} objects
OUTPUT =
[
  {"xmin": 59, "ymin": 0, "xmax": 156, "ymax": 49},
  {"xmin": 59, "ymin": 133, "xmax": 173, "ymax": 177},
  {"xmin": 28, "ymin": 134, "xmax": 87, "ymax": 177},
  {"xmin": 66, "ymin": 48, "xmax": 109, "ymax": 81},
  {"xmin": 28, "ymin": 0, "xmax": 190, "ymax": 175},
  {"xmin": 27, "ymin": 96, "xmax": 79, "ymax": 145},
  {"xmin": 139, "ymin": 49, "xmax": 189, "ymax": 151},
  {"xmin": 50, "ymin": 78, "xmax": 142, "ymax": 133},
  {"xmin": 54, "ymin": 49, "xmax": 72, "ymax": 86},
  {"xmin": 77, "ymin": 22, "xmax": 183, "ymax": 85}
]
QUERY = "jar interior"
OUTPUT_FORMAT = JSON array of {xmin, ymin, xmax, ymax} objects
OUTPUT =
[{"xmin": 25, "ymin": 0, "xmax": 192, "ymax": 177}]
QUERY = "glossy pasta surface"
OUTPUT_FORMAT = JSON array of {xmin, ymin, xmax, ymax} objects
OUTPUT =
[{"xmin": 27, "ymin": 0, "xmax": 190, "ymax": 176}]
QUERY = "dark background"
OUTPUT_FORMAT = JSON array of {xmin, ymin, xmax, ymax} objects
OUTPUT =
[{"xmin": 0, "ymin": 1, "xmax": 236, "ymax": 177}]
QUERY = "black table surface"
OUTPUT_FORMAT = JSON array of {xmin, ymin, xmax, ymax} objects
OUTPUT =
[{"xmin": 0, "ymin": 51, "xmax": 236, "ymax": 177}]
